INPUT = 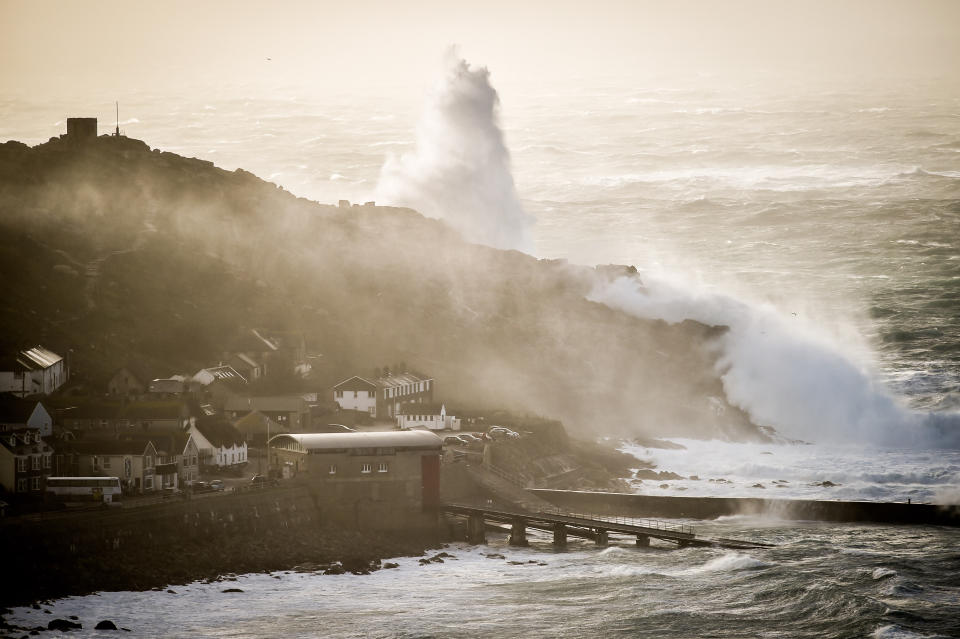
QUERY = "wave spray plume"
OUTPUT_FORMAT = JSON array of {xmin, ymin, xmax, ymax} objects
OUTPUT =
[{"xmin": 376, "ymin": 50, "xmax": 533, "ymax": 252}]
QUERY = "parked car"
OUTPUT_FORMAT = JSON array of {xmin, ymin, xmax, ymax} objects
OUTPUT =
[
  {"xmin": 189, "ymin": 481, "xmax": 211, "ymax": 493},
  {"xmin": 443, "ymin": 435, "xmax": 470, "ymax": 447},
  {"xmin": 209, "ymin": 479, "xmax": 225, "ymax": 491}
]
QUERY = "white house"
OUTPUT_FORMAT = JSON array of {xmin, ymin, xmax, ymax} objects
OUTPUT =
[
  {"xmin": 189, "ymin": 418, "xmax": 248, "ymax": 469},
  {"xmin": 0, "ymin": 346, "xmax": 68, "ymax": 397},
  {"xmin": 332, "ymin": 376, "xmax": 378, "ymax": 416},
  {"xmin": 396, "ymin": 403, "xmax": 461, "ymax": 431}
]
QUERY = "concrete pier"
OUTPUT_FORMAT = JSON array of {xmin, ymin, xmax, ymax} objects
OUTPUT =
[
  {"xmin": 509, "ymin": 518, "xmax": 528, "ymax": 546},
  {"xmin": 553, "ymin": 523, "xmax": 568, "ymax": 547},
  {"xmin": 595, "ymin": 529, "xmax": 609, "ymax": 546},
  {"xmin": 636, "ymin": 534, "xmax": 650, "ymax": 547},
  {"xmin": 467, "ymin": 513, "xmax": 486, "ymax": 544}
]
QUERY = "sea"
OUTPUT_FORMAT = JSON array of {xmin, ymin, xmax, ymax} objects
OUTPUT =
[{"xmin": 2, "ymin": 69, "xmax": 959, "ymax": 636}]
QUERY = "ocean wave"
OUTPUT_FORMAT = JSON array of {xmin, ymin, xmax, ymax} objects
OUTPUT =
[
  {"xmin": 683, "ymin": 553, "xmax": 770, "ymax": 574},
  {"xmin": 871, "ymin": 624, "xmax": 946, "ymax": 639},
  {"xmin": 873, "ymin": 567, "xmax": 898, "ymax": 581}
]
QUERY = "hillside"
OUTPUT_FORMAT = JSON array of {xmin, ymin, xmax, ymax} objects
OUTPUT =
[{"xmin": 0, "ymin": 134, "xmax": 762, "ymax": 440}]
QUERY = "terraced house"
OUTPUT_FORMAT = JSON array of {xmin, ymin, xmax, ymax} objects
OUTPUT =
[{"xmin": 0, "ymin": 429, "xmax": 53, "ymax": 494}]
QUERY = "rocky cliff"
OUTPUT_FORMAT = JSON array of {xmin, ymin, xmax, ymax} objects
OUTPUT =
[{"xmin": 0, "ymin": 135, "xmax": 761, "ymax": 440}]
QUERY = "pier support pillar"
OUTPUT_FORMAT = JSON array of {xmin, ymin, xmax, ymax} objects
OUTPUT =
[
  {"xmin": 509, "ymin": 518, "xmax": 528, "ymax": 546},
  {"xmin": 467, "ymin": 514, "xmax": 486, "ymax": 545},
  {"xmin": 678, "ymin": 539, "xmax": 691, "ymax": 549},
  {"xmin": 552, "ymin": 523, "xmax": 567, "ymax": 548},
  {"xmin": 636, "ymin": 534, "xmax": 650, "ymax": 548},
  {"xmin": 595, "ymin": 529, "xmax": 609, "ymax": 547}
]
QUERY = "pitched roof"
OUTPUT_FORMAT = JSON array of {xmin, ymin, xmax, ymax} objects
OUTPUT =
[
  {"xmin": 17, "ymin": 346, "xmax": 62, "ymax": 370},
  {"xmin": 194, "ymin": 417, "xmax": 245, "ymax": 448},
  {"xmin": 224, "ymin": 395, "xmax": 306, "ymax": 413},
  {"xmin": 233, "ymin": 410, "xmax": 286, "ymax": 435},
  {"xmin": 193, "ymin": 365, "xmax": 247, "ymax": 386},
  {"xmin": 374, "ymin": 371, "xmax": 433, "ymax": 390},
  {"xmin": 332, "ymin": 376, "xmax": 376, "ymax": 391}
]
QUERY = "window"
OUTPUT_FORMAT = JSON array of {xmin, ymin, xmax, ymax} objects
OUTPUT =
[
  {"xmin": 328, "ymin": 464, "xmax": 337, "ymax": 475},
  {"xmin": 30, "ymin": 477, "xmax": 41, "ymax": 491},
  {"xmin": 361, "ymin": 463, "xmax": 372, "ymax": 474},
  {"xmin": 16, "ymin": 478, "xmax": 27, "ymax": 492},
  {"xmin": 43, "ymin": 454, "xmax": 51, "ymax": 469},
  {"xmin": 145, "ymin": 455, "xmax": 153, "ymax": 468},
  {"xmin": 92, "ymin": 456, "xmax": 100, "ymax": 470},
  {"xmin": 378, "ymin": 462, "xmax": 389, "ymax": 473},
  {"xmin": 16, "ymin": 457, "xmax": 27, "ymax": 472},
  {"xmin": 335, "ymin": 390, "xmax": 342, "ymax": 398},
  {"xmin": 144, "ymin": 476, "xmax": 153, "ymax": 490},
  {"xmin": 353, "ymin": 391, "xmax": 358, "ymax": 398},
  {"xmin": 103, "ymin": 457, "xmax": 111, "ymax": 469}
]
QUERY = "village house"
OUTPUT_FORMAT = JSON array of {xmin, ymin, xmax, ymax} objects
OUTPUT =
[
  {"xmin": 374, "ymin": 371, "xmax": 435, "ymax": 419},
  {"xmin": 60, "ymin": 400, "xmax": 186, "ymax": 434},
  {"xmin": 396, "ymin": 403, "xmax": 461, "ymax": 431},
  {"xmin": 0, "ymin": 394, "xmax": 53, "ymax": 437},
  {"xmin": 0, "ymin": 429, "xmax": 54, "ymax": 494},
  {"xmin": 0, "ymin": 346, "xmax": 69, "ymax": 397},
  {"xmin": 332, "ymin": 376, "xmax": 378, "ymax": 416},
  {"xmin": 268, "ymin": 430, "xmax": 442, "ymax": 532},
  {"xmin": 189, "ymin": 417, "xmax": 247, "ymax": 469},
  {"xmin": 224, "ymin": 395, "xmax": 310, "ymax": 431},
  {"xmin": 233, "ymin": 410, "xmax": 286, "ymax": 447},
  {"xmin": 106, "ymin": 363, "xmax": 166, "ymax": 397},
  {"xmin": 70, "ymin": 439, "xmax": 159, "ymax": 493},
  {"xmin": 147, "ymin": 430, "xmax": 200, "ymax": 486}
]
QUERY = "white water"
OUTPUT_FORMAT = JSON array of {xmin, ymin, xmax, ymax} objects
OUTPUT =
[{"xmin": 620, "ymin": 438, "xmax": 960, "ymax": 503}]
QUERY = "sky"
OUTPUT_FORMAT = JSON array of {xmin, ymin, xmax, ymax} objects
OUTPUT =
[{"xmin": 3, "ymin": 0, "xmax": 959, "ymax": 100}]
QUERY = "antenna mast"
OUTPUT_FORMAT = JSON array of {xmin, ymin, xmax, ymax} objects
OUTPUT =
[{"xmin": 115, "ymin": 101, "xmax": 120, "ymax": 137}]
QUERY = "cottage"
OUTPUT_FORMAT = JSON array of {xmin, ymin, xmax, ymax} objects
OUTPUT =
[
  {"xmin": 147, "ymin": 431, "xmax": 200, "ymax": 486},
  {"xmin": 60, "ymin": 400, "xmax": 186, "ymax": 433},
  {"xmin": 233, "ymin": 410, "xmax": 286, "ymax": 447},
  {"xmin": 0, "ymin": 394, "xmax": 53, "ymax": 437},
  {"xmin": 0, "ymin": 346, "xmax": 68, "ymax": 397},
  {"xmin": 107, "ymin": 363, "xmax": 165, "ymax": 397},
  {"xmin": 224, "ymin": 395, "xmax": 310, "ymax": 431},
  {"xmin": 189, "ymin": 417, "xmax": 247, "ymax": 469},
  {"xmin": 268, "ymin": 430, "xmax": 442, "ymax": 532},
  {"xmin": 0, "ymin": 429, "xmax": 54, "ymax": 494},
  {"xmin": 396, "ymin": 403, "xmax": 461, "ymax": 431},
  {"xmin": 64, "ymin": 438, "xmax": 159, "ymax": 493},
  {"xmin": 332, "ymin": 376, "xmax": 377, "ymax": 416},
  {"xmin": 374, "ymin": 371, "xmax": 434, "ymax": 419}
]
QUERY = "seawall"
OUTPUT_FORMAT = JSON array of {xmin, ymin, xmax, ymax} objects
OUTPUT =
[
  {"xmin": 1, "ymin": 484, "xmax": 436, "ymax": 607},
  {"xmin": 531, "ymin": 489, "xmax": 960, "ymax": 527}
]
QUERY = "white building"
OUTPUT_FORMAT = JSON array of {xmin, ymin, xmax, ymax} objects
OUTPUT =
[
  {"xmin": 189, "ymin": 418, "xmax": 248, "ymax": 469},
  {"xmin": 332, "ymin": 376, "xmax": 378, "ymax": 416},
  {"xmin": 0, "ymin": 346, "xmax": 68, "ymax": 397},
  {"xmin": 396, "ymin": 403, "xmax": 460, "ymax": 431}
]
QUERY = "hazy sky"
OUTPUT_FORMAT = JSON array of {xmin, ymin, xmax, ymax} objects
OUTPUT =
[{"xmin": 3, "ymin": 0, "xmax": 959, "ymax": 98}]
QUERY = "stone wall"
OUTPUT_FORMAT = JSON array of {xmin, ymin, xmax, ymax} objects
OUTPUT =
[{"xmin": 0, "ymin": 484, "xmax": 436, "ymax": 607}]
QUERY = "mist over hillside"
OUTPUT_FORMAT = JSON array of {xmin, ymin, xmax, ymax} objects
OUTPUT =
[{"xmin": 0, "ymin": 134, "xmax": 762, "ymax": 441}]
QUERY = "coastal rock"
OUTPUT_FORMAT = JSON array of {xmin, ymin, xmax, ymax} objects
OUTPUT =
[
  {"xmin": 484, "ymin": 553, "xmax": 505, "ymax": 560},
  {"xmin": 383, "ymin": 562, "xmax": 399, "ymax": 569},
  {"xmin": 221, "ymin": 588, "xmax": 244, "ymax": 593},
  {"xmin": 47, "ymin": 619, "xmax": 81, "ymax": 631},
  {"xmin": 635, "ymin": 470, "xmax": 684, "ymax": 481},
  {"xmin": 323, "ymin": 563, "xmax": 346, "ymax": 575},
  {"xmin": 752, "ymin": 483, "xmax": 766, "ymax": 489},
  {"xmin": 94, "ymin": 620, "xmax": 118, "ymax": 630}
]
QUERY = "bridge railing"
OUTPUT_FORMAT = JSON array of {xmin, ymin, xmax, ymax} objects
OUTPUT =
[{"xmin": 536, "ymin": 506, "xmax": 695, "ymax": 537}]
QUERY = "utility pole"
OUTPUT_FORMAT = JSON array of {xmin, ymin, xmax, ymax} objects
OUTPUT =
[{"xmin": 115, "ymin": 101, "xmax": 120, "ymax": 137}]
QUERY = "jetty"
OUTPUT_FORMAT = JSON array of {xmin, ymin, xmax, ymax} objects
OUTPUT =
[{"xmin": 441, "ymin": 503, "xmax": 772, "ymax": 549}]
